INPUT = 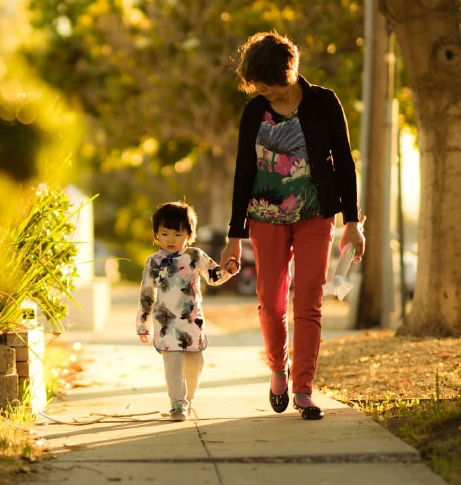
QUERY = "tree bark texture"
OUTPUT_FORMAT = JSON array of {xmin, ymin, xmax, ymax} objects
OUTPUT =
[
  {"xmin": 204, "ymin": 151, "xmax": 233, "ymax": 230},
  {"xmin": 380, "ymin": 0, "xmax": 461, "ymax": 336},
  {"xmin": 356, "ymin": 3, "xmax": 390, "ymax": 328}
]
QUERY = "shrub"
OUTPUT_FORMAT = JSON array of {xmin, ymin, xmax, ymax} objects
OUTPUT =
[{"xmin": 0, "ymin": 186, "xmax": 81, "ymax": 332}]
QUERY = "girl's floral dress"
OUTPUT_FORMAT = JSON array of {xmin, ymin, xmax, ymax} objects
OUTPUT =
[
  {"xmin": 247, "ymin": 108, "xmax": 320, "ymax": 223},
  {"xmin": 136, "ymin": 248, "xmax": 232, "ymax": 352}
]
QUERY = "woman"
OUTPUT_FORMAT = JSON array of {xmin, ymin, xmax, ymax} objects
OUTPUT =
[{"xmin": 220, "ymin": 32, "xmax": 365, "ymax": 420}]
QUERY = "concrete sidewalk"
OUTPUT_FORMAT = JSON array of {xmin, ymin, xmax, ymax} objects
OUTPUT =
[{"xmin": 23, "ymin": 293, "xmax": 445, "ymax": 485}]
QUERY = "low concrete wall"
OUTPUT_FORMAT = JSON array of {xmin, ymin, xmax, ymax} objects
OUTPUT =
[
  {"xmin": 8, "ymin": 326, "xmax": 47, "ymax": 413},
  {"xmin": 1, "ymin": 324, "xmax": 47, "ymax": 413}
]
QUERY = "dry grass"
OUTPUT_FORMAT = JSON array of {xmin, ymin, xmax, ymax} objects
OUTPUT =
[
  {"xmin": 315, "ymin": 329, "xmax": 461, "ymax": 400},
  {"xmin": 0, "ymin": 339, "xmax": 82, "ymax": 483},
  {"xmin": 0, "ymin": 402, "xmax": 45, "ymax": 484},
  {"xmin": 314, "ymin": 330, "xmax": 461, "ymax": 485}
]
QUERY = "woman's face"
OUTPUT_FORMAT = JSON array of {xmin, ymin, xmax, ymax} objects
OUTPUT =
[{"xmin": 253, "ymin": 82, "xmax": 290, "ymax": 102}]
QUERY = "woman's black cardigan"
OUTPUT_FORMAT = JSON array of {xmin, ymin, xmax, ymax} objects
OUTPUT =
[{"xmin": 228, "ymin": 75, "xmax": 360, "ymax": 239}]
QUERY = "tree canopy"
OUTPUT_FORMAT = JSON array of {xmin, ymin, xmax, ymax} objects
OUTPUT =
[{"xmin": 23, "ymin": 0, "xmax": 364, "ymax": 274}]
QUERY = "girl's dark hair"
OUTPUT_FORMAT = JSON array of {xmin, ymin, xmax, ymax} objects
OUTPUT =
[
  {"xmin": 152, "ymin": 202, "xmax": 197, "ymax": 244},
  {"xmin": 236, "ymin": 31, "xmax": 299, "ymax": 93}
]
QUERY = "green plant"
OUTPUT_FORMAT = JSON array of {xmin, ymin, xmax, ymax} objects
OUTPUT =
[
  {"xmin": 0, "ymin": 186, "xmax": 89, "ymax": 332},
  {"xmin": 0, "ymin": 396, "xmax": 42, "ymax": 471}
]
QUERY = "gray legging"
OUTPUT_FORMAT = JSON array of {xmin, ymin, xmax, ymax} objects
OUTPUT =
[{"xmin": 162, "ymin": 351, "xmax": 204, "ymax": 409}]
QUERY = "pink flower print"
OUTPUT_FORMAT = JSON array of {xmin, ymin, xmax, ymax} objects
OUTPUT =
[
  {"xmin": 289, "ymin": 158, "xmax": 309, "ymax": 178},
  {"xmin": 274, "ymin": 153, "xmax": 295, "ymax": 176},
  {"xmin": 280, "ymin": 195, "xmax": 297, "ymax": 214},
  {"xmin": 263, "ymin": 111, "xmax": 276, "ymax": 125},
  {"xmin": 256, "ymin": 146, "xmax": 275, "ymax": 172}
]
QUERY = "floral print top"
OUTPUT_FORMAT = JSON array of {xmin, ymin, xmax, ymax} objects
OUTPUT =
[
  {"xmin": 247, "ymin": 108, "xmax": 320, "ymax": 223},
  {"xmin": 136, "ymin": 248, "xmax": 232, "ymax": 352}
]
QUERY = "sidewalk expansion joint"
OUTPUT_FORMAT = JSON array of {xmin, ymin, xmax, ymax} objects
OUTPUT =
[
  {"xmin": 193, "ymin": 418, "xmax": 224, "ymax": 484},
  {"xmin": 55, "ymin": 452, "xmax": 421, "ymax": 465}
]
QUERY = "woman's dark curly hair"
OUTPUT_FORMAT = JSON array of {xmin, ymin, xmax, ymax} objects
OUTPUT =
[
  {"xmin": 152, "ymin": 201, "xmax": 197, "ymax": 244},
  {"xmin": 236, "ymin": 31, "xmax": 299, "ymax": 93}
]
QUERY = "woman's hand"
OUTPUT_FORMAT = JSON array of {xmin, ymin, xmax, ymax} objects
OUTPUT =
[
  {"xmin": 139, "ymin": 334, "xmax": 149, "ymax": 344},
  {"xmin": 340, "ymin": 221, "xmax": 365, "ymax": 262},
  {"xmin": 220, "ymin": 238, "xmax": 242, "ymax": 267}
]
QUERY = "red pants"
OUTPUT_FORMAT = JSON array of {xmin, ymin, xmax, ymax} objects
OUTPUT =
[{"xmin": 249, "ymin": 216, "xmax": 335, "ymax": 394}]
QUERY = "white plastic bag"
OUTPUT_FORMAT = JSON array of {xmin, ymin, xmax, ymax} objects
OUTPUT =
[{"xmin": 322, "ymin": 243, "xmax": 355, "ymax": 301}]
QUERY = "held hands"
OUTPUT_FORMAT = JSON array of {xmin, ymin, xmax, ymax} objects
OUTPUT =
[
  {"xmin": 340, "ymin": 217, "xmax": 366, "ymax": 263},
  {"xmin": 220, "ymin": 238, "xmax": 242, "ymax": 268},
  {"xmin": 224, "ymin": 257, "xmax": 240, "ymax": 275}
]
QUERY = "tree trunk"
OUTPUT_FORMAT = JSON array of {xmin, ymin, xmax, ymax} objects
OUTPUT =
[
  {"xmin": 380, "ymin": 0, "xmax": 461, "ymax": 336},
  {"xmin": 356, "ymin": 2, "xmax": 391, "ymax": 328},
  {"xmin": 205, "ymin": 151, "xmax": 233, "ymax": 230}
]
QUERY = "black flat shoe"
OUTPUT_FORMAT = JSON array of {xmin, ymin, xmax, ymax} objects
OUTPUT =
[
  {"xmin": 269, "ymin": 365, "xmax": 290, "ymax": 413},
  {"xmin": 293, "ymin": 399, "xmax": 324, "ymax": 420}
]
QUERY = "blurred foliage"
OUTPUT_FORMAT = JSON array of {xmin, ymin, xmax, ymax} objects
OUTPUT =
[
  {"xmin": 0, "ymin": 187, "xmax": 81, "ymax": 331},
  {"xmin": 0, "ymin": 51, "xmax": 85, "ymax": 276},
  {"xmin": 22, "ymin": 0, "xmax": 365, "ymax": 277},
  {"xmin": 0, "ymin": 3, "xmax": 90, "ymax": 324},
  {"xmin": 0, "ymin": 55, "xmax": 83, "ymax": 189}
]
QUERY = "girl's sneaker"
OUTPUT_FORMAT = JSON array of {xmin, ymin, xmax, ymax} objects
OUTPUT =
[{"xmin": 170, "ymin": 403, "xmax": 187, "ymax": 421}]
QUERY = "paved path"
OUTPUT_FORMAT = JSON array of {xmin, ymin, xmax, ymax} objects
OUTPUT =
[{"xmin": 23, "ymin": 289, "xmax": 445, "ymax": 485}]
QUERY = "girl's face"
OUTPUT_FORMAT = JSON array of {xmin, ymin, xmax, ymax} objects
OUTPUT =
[
  {"xmin": 156, "ymin": 225, "xmax": 189, "ymax": 254},
  {"xmin": 253, "ymin": 82, "xmax": 290, "ymax": 102}
]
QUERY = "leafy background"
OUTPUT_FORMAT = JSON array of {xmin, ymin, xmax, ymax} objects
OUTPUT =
[{"xmin": 21, "ymin": 0, "xmax": 364, "ymax": 278}]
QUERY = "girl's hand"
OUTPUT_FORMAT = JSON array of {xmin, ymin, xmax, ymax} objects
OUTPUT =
[
  {"xmin": 340, "ymin": 221, "xmax": 365, "ymax": 262},
  {"xmin": 220, "ymin": 238, "xmax": 242, "ymax": 267},
  {"xmin": 139, "ymin": 334, "xmax": 149, "ymax": 344}
]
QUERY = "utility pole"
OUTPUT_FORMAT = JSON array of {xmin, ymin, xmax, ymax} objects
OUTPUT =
[{"xmin": 355, "ymin": 0, "xmax": 394, "ymax": 328}]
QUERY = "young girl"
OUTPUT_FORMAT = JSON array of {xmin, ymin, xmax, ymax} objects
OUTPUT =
[{"xmin": 136, "ymin": 201, "xmax": 238, "ymax": 421}]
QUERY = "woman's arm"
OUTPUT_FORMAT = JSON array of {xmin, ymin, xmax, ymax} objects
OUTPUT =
[
  {"xmin": 327, "ymin": 91, "xmax": 365, "ymax": 260},
  {"xmin": 328, "ymin": 90, "xmax": 360, "ymax": 224},
  {"xmin": 228, "ymin": 101, "xmax": 262, "ymax": 238},
  {"xmin": 220, "ymin": 237, "xmax": 242, "ymax": 267}
]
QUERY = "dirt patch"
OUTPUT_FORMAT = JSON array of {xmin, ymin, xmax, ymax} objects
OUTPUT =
[{"xmin": 314, "ymin": 330, "xmax": 461, "ymax": 400}]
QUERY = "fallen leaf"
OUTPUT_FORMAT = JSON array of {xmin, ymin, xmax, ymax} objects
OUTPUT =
[{"xmin": 72, "ymin": 381, "xmax": 94, "ymax": 388}]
